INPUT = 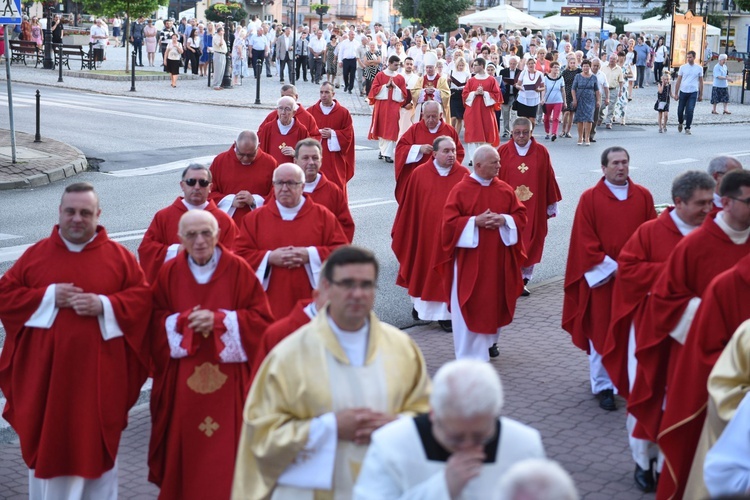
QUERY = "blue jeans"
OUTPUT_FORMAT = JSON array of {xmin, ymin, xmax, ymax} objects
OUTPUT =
[{"xmin": 677, "ymin": 91, "xmax": 698, "ymax": 129}]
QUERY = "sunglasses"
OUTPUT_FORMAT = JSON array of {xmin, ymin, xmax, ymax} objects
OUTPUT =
[{"xmin": 184, "ymin": 178, "xmax": 210, "ymax": 187}]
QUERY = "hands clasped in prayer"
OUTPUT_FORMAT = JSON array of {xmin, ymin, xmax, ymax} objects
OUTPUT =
[
  {"xmin": 232, "ymin": 190, "xmax": 257, "ymax": 210},
  {"xmin": 336, "ymin": 408, "xmax": 396, "ymax": 445},
  {"xmin": 476, "ymin": 209, "xmax": 507, "ymax": 230},
  {"xmin": 269, "ymin": 246, "xmax": 310, "ymax": 269},
  {"xmin": 319, "ymin": 127, "xmax": 333, "ymax": 139},
  {"xmin": 55, "ymin": 283, "xmax": 103, "ymax": 316},
  {"xmin": 187, "ymin": 305, "xmax": 215, "ymax": 338}
]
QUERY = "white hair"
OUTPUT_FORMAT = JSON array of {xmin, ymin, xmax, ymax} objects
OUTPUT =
[
  {"xmin": 496, "ymin": 459, "xmax": 579, "ymax": 500},
  {"xmin": 430, "ymin": 360, "xmax": 504, "ymax": 419},
  {"xmin": 277, "ymin": 95, "xmax": 299, "ymax": 111},
  {"xmin": 718, "ymin": 53, "xmax": 728, "ymax": 61}
]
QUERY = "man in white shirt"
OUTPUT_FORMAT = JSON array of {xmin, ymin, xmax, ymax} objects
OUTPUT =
[
  {"xmin": 589, "ymin": 58, "xmax": 610, "ymax": 143},
  {"xmin": 309, "ymin": 29, "xmax": 327, "ymax": 84},
  {"xmin": 337, "ymin": 30, "xmax": 359, "ymax": 93},
  {"xmin": 249, "ymin": 27, "xmax": 270, "ymax": 79},
  {"xmin": 672, "ymin": 50, "xmax": 704, "ymax": 135}
]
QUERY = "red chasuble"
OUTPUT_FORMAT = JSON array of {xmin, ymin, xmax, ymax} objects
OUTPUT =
[
  {"xmin": 0, "ymin": 226, "xmax": 151, "ymax": 479},
  {"xmin": 436, "ymin": 176, "xmax": 527, "ymax": 333},
  {"xmin": 392, "ymin": 159, "xmax": 470, "ymax": 304},
  {"xmin": 138, "ymin": 198, "xmax": 238, "ymax": 284},
  {"xmin": 148, "ymin": 248, "xmax": 273, "ymax": 500},
  {"xmin": 394, "ymin": 121, "xmax": 465, "ymax": 204},
  {"xmin": 208, "ymin": 145, "xmax": 277, "ymax": 224},
  {"xmin": 308, "ymin": 99, "xmax": 356, "ymax": 192},
  {"xmin": 629, "ymin": 213, "xmax": 750, "ymax": 447},
  {"xmin": 267, "ymin": 174, "xmax": 355, "ymax": 242},
  {"xmin": 562, "ymin": 178, "xmax": 656, "ymax": 354},
  {"xmin": 462, "ymin": 75, "xmax": 502, "ymax": 147},
  {"xmin": 251, "ymin": 298, "xmax": 313, "ymax": 383},
  {"xmin": 497, "ymin": 138, "xmax": 562, "ymax": 267},
  {"xmin": 235, "ymin": 199, "xmax": 348, "ymax": 317},
  {"xmin": 260, "ymin": 103, "xmax": 321, "ymax": 140},
  {"xmin": 602, "ymin": 208, "xmax": 684, "ymax": 399},
  {"xmin": 257, "ymin": 119, "xmax": 311, "ymax": 166},
  {"xmin": 368, "ymin": 71, "xmax": 409, "ymax": 142},
  {"xmin": 654, "ymin": 253, "xmax": 750, "ymax": 500}
]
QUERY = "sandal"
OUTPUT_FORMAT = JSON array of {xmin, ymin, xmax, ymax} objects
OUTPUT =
[
  {"xmin": 724, "ymin": 111, "xmax": 732, "ymax": 114},
  {"xmin": 711, "ymin": 111, "xmax": 719, "ymax": 114}
]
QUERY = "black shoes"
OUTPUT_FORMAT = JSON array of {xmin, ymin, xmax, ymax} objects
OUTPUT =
[
  {"xmin": 521, "ymin": 278, "xmax": 530, "ymax": 297},
  {"xmin": 489, "ymin": 343, "xmax": 499, "ymax": 358},
  {"xmin": 438, "ymin": 320, "xmax": 453, "ymax": 332},
  {"xmin": 597, "ymin": 389, "xmax": 616, "ymax": 411},
  {"xmin": 378, "ymin": 153, "xmax": 383, "ymax": 160},
  {"xmin": 634, "ymin": 464, "xmax": 656, "ymax": 493},
  {"xmin": 411, "ymin": 307, "xmax": 419, "ymax": 321},
  {"xmin": 384, "ymin": 157, "xmax": 393, "ymax": 163}
]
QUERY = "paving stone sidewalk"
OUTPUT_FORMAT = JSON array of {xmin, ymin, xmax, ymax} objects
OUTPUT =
[{"xmin": 0, "ymin": 278, "xmax": 649, "ymax": 499}]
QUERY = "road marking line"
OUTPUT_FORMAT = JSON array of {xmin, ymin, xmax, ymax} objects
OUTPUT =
[
  {"xmin": 719, "ymin": 150, "xmax": 750, "ymax": 156},
  {"xmin": 0, "ymin": 234, "xmax": 22, "ymax": 241},
  {"xmin": 102, "ymin": 156, "xmax": 217, "ymax": 177},
  {"xmin": 658, "ymin": 158, "xmax": 699, "ymax": 165},
  {"xmin": 349, "ymin": 200, "xmax": 396, "ymax": 209},
  {"xmin": 354, "ymin": 145, "xmax": 372, "ymax": 150}
]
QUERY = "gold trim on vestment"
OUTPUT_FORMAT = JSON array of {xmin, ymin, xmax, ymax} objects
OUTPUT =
[
  {"xmin": 187, "ymin": 362, "xmax": 228, "ymax": 394},
  {"xmin": 199, "ymin": 416, "xmax": 219, "ymax": 437},
  {"xmin": 515, "ymin": 185, "xmax": 533, "ymax": 202}
]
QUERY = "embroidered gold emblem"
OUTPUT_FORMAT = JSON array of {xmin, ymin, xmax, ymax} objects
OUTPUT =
[
  {"xmin": 515, "ymin": 185, "xmax": 533, "ymax": 202},
  {"xmin": 517, "ymin": 163, "xmax": 529, "ymax": 173},
  {"xmin": 199, "ymin": 416, "xmax": 219, "ymax": 437},
  {"xmin": 278, "ymin": 142, "xmax": 287, "ymax": 150},
  {"xmin": 187, "ymin": 362, "xmax": 227, "ymax": 394}
]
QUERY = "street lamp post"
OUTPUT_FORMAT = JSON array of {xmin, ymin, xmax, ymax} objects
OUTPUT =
[
  {"xmin": 725, "ymin": 0, "xmax": 735, "ymax": 54},
  {"xmin": 222, "ymin": 15, "xmax": 234, "ymax": 88},
  {"xmin": 42, "ymin": 4, "xmax": 54, "ymax": 70}
]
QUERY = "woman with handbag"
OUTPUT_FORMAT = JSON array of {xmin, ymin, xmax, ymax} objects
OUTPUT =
[
  {"xmin": 186, "ymin": 29, "xmax": 202, "ymax": 76},
  {"xmin": 164, "ymin": 34, "xmax": 184, "ymax": 88}
]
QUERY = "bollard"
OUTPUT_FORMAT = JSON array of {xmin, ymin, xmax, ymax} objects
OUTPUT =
[
  {"xmin": 255, "ymin": 59, "xmax": 262, "ymax": 105},
  {"xmin": 57, "ymin": 44, "xmax": 63, "ymax": 83},
  {"xmin": 208, "ymin": 58, "xmax": 212, "ymax": 87},
  {"xmin": 130, "ymin": 51, "xmax": 137, "ymax": 92},
  {"xmin": 34, "ymin": 90, "xmax": 41, "ymax": 143}
]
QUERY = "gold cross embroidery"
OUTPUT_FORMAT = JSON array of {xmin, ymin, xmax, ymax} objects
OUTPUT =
[
  {"xmin": 278, "ymin": 142, "xmax": 287, "ymax": 150},
  {"xmin": 518, "ymin": 163, "xmax": 529, "ymax": 173},
  {"xmin": 199, "ymin": 416, "xmax": 219, "ymax": 437}
]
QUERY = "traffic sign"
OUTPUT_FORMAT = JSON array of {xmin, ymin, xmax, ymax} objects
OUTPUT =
[
  {"xmin": 0, "ymin": 0, "xmax": 22, "ymax": 25},
  {"xmin": 561, "ymin": 6, "xmax": 603, "ymax": 16}
]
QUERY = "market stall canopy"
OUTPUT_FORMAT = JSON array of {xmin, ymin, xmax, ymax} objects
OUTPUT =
[
  {"xmin": 544, "ymin": 14, "xmax": 615, "ymax": 32},
  {"xmin": 459, "ymin": 4, "xmax": 550, "ymax": 31},
  {"xmin": 624, "ymin": 15, "xmax": 720, "ymax": 35}
]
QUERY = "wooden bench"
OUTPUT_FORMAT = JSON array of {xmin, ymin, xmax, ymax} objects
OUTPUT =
[
  {"xmin": 55, "ymin": 44, "xmax": 96, "ymax": 71},
  {"xmin": 9, "ymin": 40, "xmax": 42, "ymax": 67}
]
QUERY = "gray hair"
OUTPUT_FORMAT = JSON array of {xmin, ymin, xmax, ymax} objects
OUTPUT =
[
  {"xmin": 671, "ymin": 171, "xmax": 716, "ymax": 203},
  {"xmin": 181, "ymin": 163, "xmax": 212, "ymax": 182},
  {"xmin": 430, "ymin": 360, "xmax": 504, "ymax": 419},
  {"xmin": 496, "ymin": 459, "xmax": 579, "ymax": 500},
  {"xmin": 236, "ymin": 130, "xmax": 258, "ymax": 145},
  {"xmin": 718, "ymin": 53, "xmax": 728, "ymax": 61},
  {"xmin": 708, "ymin": 155, "xmax": 742, "ymax": 176}
]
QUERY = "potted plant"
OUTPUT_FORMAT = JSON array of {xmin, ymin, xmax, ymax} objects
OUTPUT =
[
  {"xmin": 205, "ymin": 2, "xmax": 249, "ymax": 23},
  {"xmin": 311, "ymin": 3, "xmax": 330, "ymax": 15}
]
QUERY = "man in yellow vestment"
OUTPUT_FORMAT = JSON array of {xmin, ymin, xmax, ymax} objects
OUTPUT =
[{"xmin": 232, "ymin": 246, "xmax": 431, "ymax": 499}]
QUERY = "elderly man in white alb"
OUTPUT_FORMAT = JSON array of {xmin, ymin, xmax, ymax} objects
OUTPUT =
[{"xmin": 354, "ymin": 359, "xmax": 545, "ymax": 499}]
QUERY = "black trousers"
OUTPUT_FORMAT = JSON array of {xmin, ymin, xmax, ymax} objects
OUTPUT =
[
  {"xmin": 296, "ymin": 55, "xmax": 308, "ymax": 81},
  {"xmin": 342, "ymin": 58, "xmax": 357, "ymax": 91},
  {"xmin": 251, "ymin": 49, "xmax": 265, "ymax": 78},
  {"xmin": 279, "ymin": 56, "xmax": 293, "ymax": 82},
  {"xmin": 132, "ymin": 38, "xmax": 143, "ymax": 65},
  {"xmin": 310, "ymin": 56, "xmax": 323, "ymax": 83}
]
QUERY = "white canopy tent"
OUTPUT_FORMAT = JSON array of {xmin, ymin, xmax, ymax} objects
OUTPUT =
[
  {"xmin": 624, "ymin": 15, "xmax": 720, "ymax": 36},
  {"xmin": 544, "ymin": 14, "xmax": 615, "ymax": 32},
  {"xmin": 458, "ymin": 4, "xmax": 550, "ymax": 31}
]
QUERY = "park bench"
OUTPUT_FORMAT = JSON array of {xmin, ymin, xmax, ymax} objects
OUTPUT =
[
  {"xmin": 55, "ymin": 44, "xmax": 96, "ymax": 70},
  {"xmin": 9, "ymin": 40, "xmax": 42, "ymax": 67}
]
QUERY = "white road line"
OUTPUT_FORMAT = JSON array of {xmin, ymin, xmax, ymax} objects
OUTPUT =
[
  {"xmin": 0, "ymin": 234, "xmax": 22, "ymax": 241},
  {"xmin": 349, "ymin": 200, "xmax": 396, "ymax": 209},
  {"xmin": 658, "ymin": 158, "xmax": 699, "ymax": 165},
  {"xmin": 354, "ymin": 145, "xmax": 372, "ymax": 150},
  {"xmin": 719, "ymin": 150, "xmax": 750, "ymax": 156},
  {"xmin": 102, "ymin": 156, "xmax": 218, "ymax": 177}
]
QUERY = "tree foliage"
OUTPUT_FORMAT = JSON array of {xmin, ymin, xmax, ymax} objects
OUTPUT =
[
  {"xmin": 642, "ymin": 5, "xmax": 669, "ymax": 18},
  {"xmin": 736, "ymin": 0, "xmax": 750, "ymax": 11},
  {"xmin": 610, "ymin": 16, "xmax": 628, "ymax": 33},
  {"xmin": 394, "ymin": 0, "xmax": 473, "ymax": 32},
  {"xmin": 544, "ymin": 10, "xmax": 558, "ymax": 17},
  {"xmin": 205, "ymin": 2, "xmax": 249, "ymax": 22},
  {"xmin": 79, "ymin": 0, "xmax": 168, "ymax": 18}
]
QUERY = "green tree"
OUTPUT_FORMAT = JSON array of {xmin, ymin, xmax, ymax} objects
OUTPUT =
[
  {"xmin": 544, "ymin": 10, "xmax": 558, "ymax": 17},
  {"xmin": 736, "ymin": 0, "xmax": 750, "ymax": 11},
  {"xmin": 610, "ymin": 16, "xmax": 628, "ymax": 33},
  {"xmin": 205, "ymin": 2, "xmax": 248, "ymax": 23},
  {"xmin": 394, "ymin": 0, "xmax": 473, "ymax": 33},
  {"xmin": 642, "ymin": 5, "xmax": 669, "ymax": 18}
]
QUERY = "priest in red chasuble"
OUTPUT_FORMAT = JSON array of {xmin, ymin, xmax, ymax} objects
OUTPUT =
[
  {"xmin": 148, "ymin": 210, "xmax": 273, "ymax": 500},
  {"xmin": 0, "ymin": 182, "xmax": 151, "ymax": 497},
  {"xmin": 462, "ymin": 57, "xmax": 502, "ymax": 165},
  {"xmin": 436, "ymin": 145, "xmax": 526, "ymax": 362},
  {"xmin": 259, "ymin": 83, "xmax": 321, "ymax": 140},
  {"xmin": 394, "ymin": 101, "xmax": 464, "ymax": 204},
  {"xmin": 392, "ymin": 136, "xmax": 469, "ymax": 333},
  {"xmin": 257, "ymin": 95, "xmax": 311, "ymax": 166},
  {"xmin": 601, "ymin": 171, "xmax": 715, "ymax": 493},
  {"xmin": 235, "ymin": 163, "xmax": 348, "ymax": 318},
  {"xmin": 368, "ymin": 55, "xmax": 410, "ymax": 163},
  {"xmin": 497, "ymin": 117, "xmax": 561, "ymax": 295},
  {"xmin": 562, "ymin": 147, "xmax": 656, "ymax": 413},
  {"xmin": 138, "ymin": 164, "xmax": 238, "ymax": 284},
  {"xmin": 308, "ymin": 82, "xmax": 356, "ymax": 196},
  {"xmin": 209, "ymin": 130, "xmax": 277, "ymax": 224}
]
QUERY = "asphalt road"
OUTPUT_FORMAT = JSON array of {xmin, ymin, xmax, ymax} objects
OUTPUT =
[{"xmin": 1, "ymin": 83, "xmax": 749, "ymax": 329}]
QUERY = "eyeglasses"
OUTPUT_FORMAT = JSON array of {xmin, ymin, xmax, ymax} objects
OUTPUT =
[
  {"xmin": 729, "ymin": 196, "xmax": 750, "ymax": 206},
  {"xmin": 235, "ymin": 147, "xmax": 257, "ymax": 158},
  {"xmin": 329, "ymin": 279, "xmax": 377, "ymax": 291},
  {"xmin": 181, "ymin": 230, "xmax": 215, "ymax": 240},
  {"xmin": 273, "ymin": 180, "xmax": 303, "ymax": 188},
  {"xmin": 183, "ymin": 178, "xmax": 210, "ymax": 187}
]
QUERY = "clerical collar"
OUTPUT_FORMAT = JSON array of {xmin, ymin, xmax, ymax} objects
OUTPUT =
[
  {"xmin": 473, "ymin": 73, "xmax": 489, "ymax": 80},
  {"xmin": 513, "ymin": 141, "xmax": 531, "ymax": 157},
  {"xmin": 413, "ymin": 414, "xmax": 500, "ymax": 463},
  {"xmin": 425, "ymin": 73, "xmax": 437, "ymax": 81},
  {"xmin": 715, "ymin": 211, "xmax": 750, "ymax": 244},
  {"xmin": 304, "ymin": 173, "xmax": 321, "ymax": 193},
  {"xmin": 276, "ymin": 198, "xmax": 305, "ymax": 220},
  {"xmin": 470, "ymin": 172, "xmax": 492, "ymax": 186},
  {"xmin": 276, "ymin": 118, "xmax": 295, "ymax": 135},
  {"xmin": 713, "ymin": 192, "xmax": 723, "ymax": 209},
  {"xmin": 669, "ymin": 209, "xmax": 699, "ymax": 236},
  {"xmin": 319, "ymin": 101, "xmax": 336, "ymax": 115},
  {"xmin": 188, "ymin": 247, "xmax": 221, "ymax": 284},
  {"xmin": 327, "ymin": 315, "xmax": 369, "ymax": 367},
  {"xmin": 182, "ymin": 200, "xmax": 209, "ymax": 211},
  {"xmin": 604, "ymin": 178, "xmax": 629, "ymax": 201},
  {"xmin": 58, "ymin": 230, "xmax": 97, "ymax": 253},
  {"xmin": 383, "ymin": 69, "xmax": 398, "ymax": 77},
  {"xmin": 428, "ymin": 124, "xmax": 440, "ymax": 134},
  {"xmin": 303, "ymin": 301, "xmax": 318, "ymax": 320},
  {"xmin": 434, "ymin": 161, "xmax": 451, "ymax": 177}
]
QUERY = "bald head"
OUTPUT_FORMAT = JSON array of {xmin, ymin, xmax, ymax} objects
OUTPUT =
[
  {"xmin": 708, "ymin": 156, "xmax": 743, "ymax": 193},
  {"xmin": 473, "ymin": 146, "xmax": 500, "ymax": 180},
  {"xmin": 235, "ymin": 131, "xmax": 259, "ymax": 164},
  {"xmin": 273, "ymin": 163, "xmax": 305, "ymax": 208},
  {"xmin": 178, "ymin": 209, "xmax": 218, "ymax": 236}
]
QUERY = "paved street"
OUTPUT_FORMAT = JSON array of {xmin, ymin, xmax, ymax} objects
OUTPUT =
[{"xmin": 0, "ymin": 56, "xmax": 748, "ymax": 498}]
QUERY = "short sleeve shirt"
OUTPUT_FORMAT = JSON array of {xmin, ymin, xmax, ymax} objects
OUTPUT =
[{"xmin": 678, "ymin": 63, "xmax": 703, "ymax": 93}]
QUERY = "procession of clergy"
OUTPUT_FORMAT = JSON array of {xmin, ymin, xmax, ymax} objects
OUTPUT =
[{"xmin": 1, "ymin": 48, "xmax": 750, "ymax": 500}]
